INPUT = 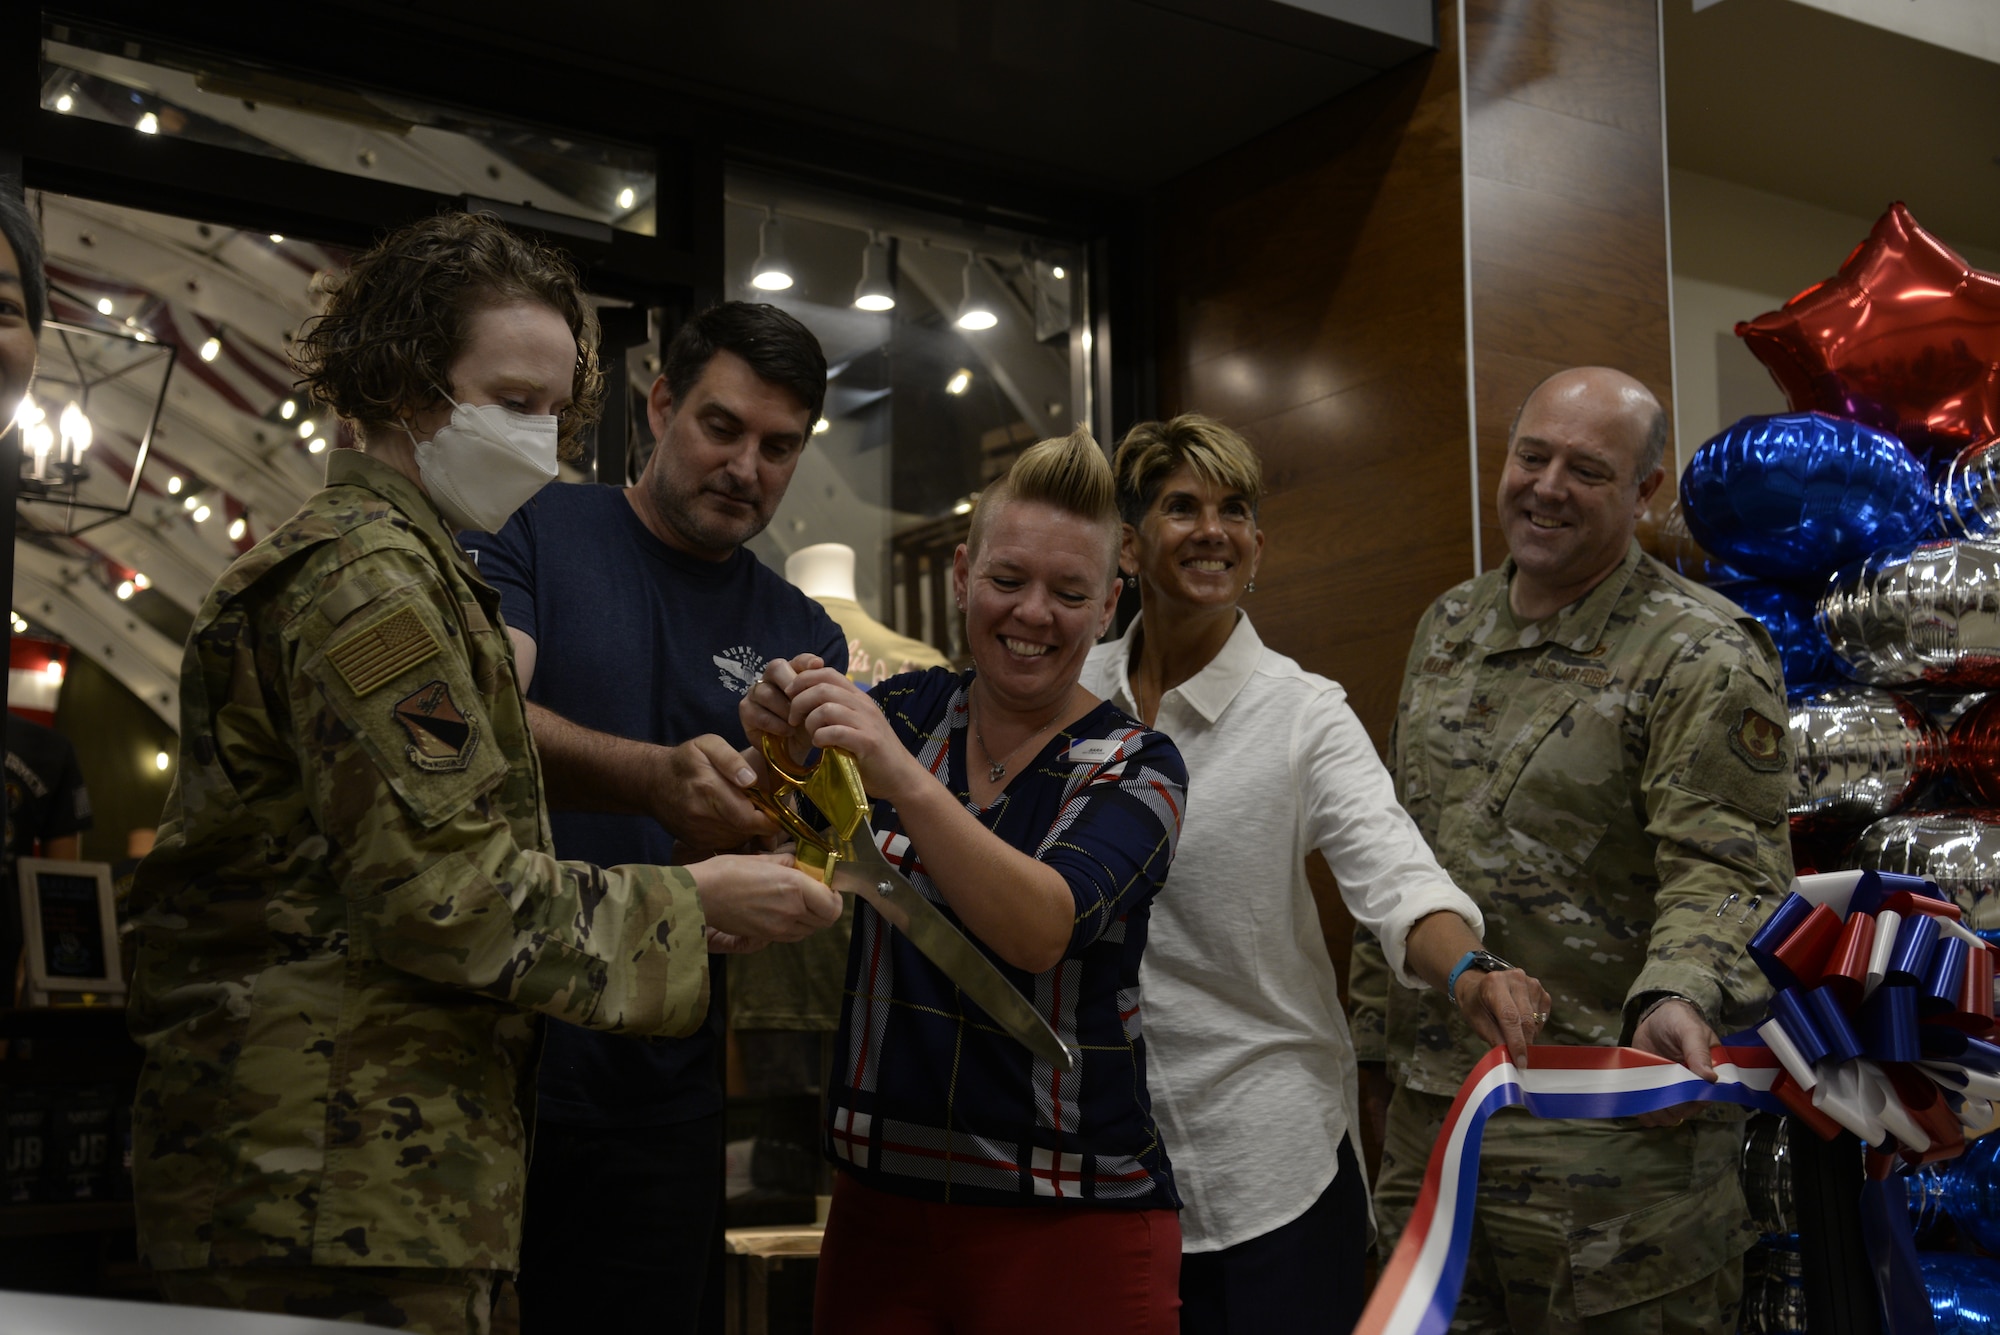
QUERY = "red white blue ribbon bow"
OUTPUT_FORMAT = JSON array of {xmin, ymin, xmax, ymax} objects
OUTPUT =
[
  {"xmin": 1355, "ymin": 1044, "xmax": 1784, "ymax": 1335},
  {"xmin": 1359, "ymin": 869, "xmax": 1993, "ymax": 1335}
]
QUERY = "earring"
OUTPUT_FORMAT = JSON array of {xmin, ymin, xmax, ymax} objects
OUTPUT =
[{"xmin": 1245, "ymin": 579, "xmax": 1257, "ymax": 594}]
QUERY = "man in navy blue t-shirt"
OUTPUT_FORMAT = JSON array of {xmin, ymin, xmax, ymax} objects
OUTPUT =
[{"xmin": 468, "ymin": 303, "xmax": 847, "ymax": 1335}]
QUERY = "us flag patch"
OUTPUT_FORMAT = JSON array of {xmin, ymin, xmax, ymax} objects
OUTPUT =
[{"xmin": 327, "ymin": 605, "xmax": 441, "ymax": 696}]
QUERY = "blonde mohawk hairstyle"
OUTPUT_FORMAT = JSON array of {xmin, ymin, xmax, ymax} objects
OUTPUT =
[{"xmin": 966, "ymin": 426, "xmax": 1121, "ymax": 578}]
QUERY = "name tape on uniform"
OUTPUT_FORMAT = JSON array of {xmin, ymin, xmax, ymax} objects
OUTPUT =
[{"xmin": 1062, "ymin": 739, "xmax": 1125, "ymax": 765}]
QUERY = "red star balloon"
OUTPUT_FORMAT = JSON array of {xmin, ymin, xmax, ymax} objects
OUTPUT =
[{"xmin": 1737, "ymin": 203, "xmax": 2000, "ymax": 470}]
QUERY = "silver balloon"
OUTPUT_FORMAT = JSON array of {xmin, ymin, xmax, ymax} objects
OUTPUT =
[
  {"xmin": 1901, "ymin": 685, "xmax": 1990, "ymax": 730},
  {"xmin": 1819, "ymin": 539, "xmax": 2000, "ymax": 687},
  {"xmin": 1940, "ymin": 437, "xmax": 2000, "ymax": 539},
  {"xmin": 1788, "ymin": 684, "xmax": 1945, "ymax": 825},
  {"xmin": 1741, "ymin": 1114, "xmax": 1796, "ymax": 1235},
  {"xmin": 1851, "ymin": 809, "xmax": 2000, "ymax": 930}
]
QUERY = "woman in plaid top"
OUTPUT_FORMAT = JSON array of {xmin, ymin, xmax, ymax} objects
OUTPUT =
[{"xmin": 745, "ymin": 428, "xmax": 1189, "ymax": 1333}]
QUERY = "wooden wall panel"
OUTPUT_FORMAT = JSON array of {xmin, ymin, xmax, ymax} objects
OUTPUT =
[
  {"xmin": 1152, "ymin": 2, "xmax": 1471, "ymax": 992},
  {"xmin": 1155, "ymin": 2, "xmax": 1471, "ymax": 753},
  {"xmin": 1150, "ymin": 0, "xmax": 1678, "ymax": 989},
  {"xmin": 1464, "ymin": 0, "xmax": 1674, "ymax": 567}
]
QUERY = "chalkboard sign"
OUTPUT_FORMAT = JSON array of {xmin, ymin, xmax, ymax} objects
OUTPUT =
[{"xmin": 18, "ymin": 857, "xmax": 121, "ymax": 1001}]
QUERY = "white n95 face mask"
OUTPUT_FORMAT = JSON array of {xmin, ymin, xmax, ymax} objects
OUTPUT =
[{"xmin": 405, "ymin": 395, "xmax": 559, "ymax": 534}]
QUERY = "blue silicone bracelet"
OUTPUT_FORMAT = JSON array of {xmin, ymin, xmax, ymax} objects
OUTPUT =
[{"xmin": 1445, "ymin": 950, "xmax": 1481, "ymax": 1005}]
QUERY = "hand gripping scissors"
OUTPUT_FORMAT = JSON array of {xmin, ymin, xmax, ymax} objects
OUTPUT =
[{"xmin": 747, "ymin": 737, "xmax": 1076, "ymax": 1072}]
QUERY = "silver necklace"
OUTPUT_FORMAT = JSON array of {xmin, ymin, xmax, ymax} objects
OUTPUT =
[{"xmin": 972, "ymin": 688, "xmax": 1071, "ymax": 784}]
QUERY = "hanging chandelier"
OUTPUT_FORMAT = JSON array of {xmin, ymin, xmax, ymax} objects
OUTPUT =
[{"xmin": 10, "ymin": 318, "xmax": 178, "ymax": 537}]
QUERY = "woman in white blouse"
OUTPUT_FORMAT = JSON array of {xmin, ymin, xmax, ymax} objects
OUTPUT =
[{"xmin": 1079, "ymin": 415, "xmax": 1547, "ymax": 1334}]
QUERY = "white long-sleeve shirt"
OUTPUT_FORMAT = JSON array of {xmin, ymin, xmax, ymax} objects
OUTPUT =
[{"xmin": 1081, "ymin": 613, "xmax": 1480, "ymax": 1252}]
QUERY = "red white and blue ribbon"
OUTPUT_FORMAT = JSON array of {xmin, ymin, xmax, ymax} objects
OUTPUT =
[
  {"xmin": 1359, "ymin": 868, "xmax": 1994, "ymax": 1335},
  {"xmin": 1355, "ymin": 1044, "xmax": 1784, "ymax": 1335}
]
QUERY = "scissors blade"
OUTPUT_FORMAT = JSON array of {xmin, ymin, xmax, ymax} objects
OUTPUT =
[{"xmin": 831, "ymin": 840, "xmax": 1076, "ymax": 1073}]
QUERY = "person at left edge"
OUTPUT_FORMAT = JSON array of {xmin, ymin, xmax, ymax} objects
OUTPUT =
[
  {"xmin": 463, "ymin": 301, "xmax": 848, "ymax": 1335},
  {"xmin": 126, "ymin": 213, "xmax": 842, "ymax": 1335}
]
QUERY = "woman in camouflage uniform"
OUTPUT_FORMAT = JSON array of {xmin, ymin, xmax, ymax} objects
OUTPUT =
[{"xmin": 127, "ymin": 212, "xmax": 840, "ymax": 1334}]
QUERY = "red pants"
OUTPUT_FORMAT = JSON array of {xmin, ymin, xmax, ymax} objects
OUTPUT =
[{"xmin": 814, "ymin": 1172, "xmax": 1182, "ymax": 1335}]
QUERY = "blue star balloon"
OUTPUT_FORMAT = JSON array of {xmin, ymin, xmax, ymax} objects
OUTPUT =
[
  {"xmin": 1680, "ymin": 412, "xmax": 1933, "ymax": 582},
  {"xmin": 1728, "ymin": 580, "xmax": 1836, "ymax": 696}
]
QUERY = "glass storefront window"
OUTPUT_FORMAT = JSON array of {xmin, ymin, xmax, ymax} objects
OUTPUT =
[
  {"xmin": 40, "ymin": 21, "xmax": 658, "ymax": 236},
  {"xmin": 717, "ymin": 172, "xmax": 1091, "ymax": 666}
]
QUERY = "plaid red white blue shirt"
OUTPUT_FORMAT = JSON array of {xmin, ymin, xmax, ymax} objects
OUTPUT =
[{"xmin": 825, "ymin": 668, "xmax": 1188, "ymax": 1209}]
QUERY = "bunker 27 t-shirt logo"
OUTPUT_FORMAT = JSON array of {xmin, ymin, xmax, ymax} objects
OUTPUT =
[{"xmin": 711, "ymin": 646, "xmax": 767, "ymax": 697}]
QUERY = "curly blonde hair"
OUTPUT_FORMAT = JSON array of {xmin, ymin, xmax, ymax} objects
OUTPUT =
[{"xmin": 292, "ymin": 211, "xmax": 603, "ymax": 459}]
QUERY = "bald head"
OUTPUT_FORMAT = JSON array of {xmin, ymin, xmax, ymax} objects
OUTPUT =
[
  {"xmin": 1497, "ymin": 366, "xmax": 1671, "ymax": 619},
  {"xmin": 1510, "ymin": 367, "xmax": 1667, "ymax": 480}
]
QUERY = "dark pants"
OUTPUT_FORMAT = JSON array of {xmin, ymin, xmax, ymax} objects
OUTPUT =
[
  {"xmin": 1178, "ymin": 1136, "xmax": 1368, "ymax": 1335},
  {"xmin": 517, "ymin": 1114, "xmax": 725, "ymax": 1335}
]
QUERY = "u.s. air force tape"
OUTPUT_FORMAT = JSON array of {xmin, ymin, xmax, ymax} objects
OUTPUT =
[{"xmin": 326, "ymin": 605, "xmax": 443, "ymax": 697}]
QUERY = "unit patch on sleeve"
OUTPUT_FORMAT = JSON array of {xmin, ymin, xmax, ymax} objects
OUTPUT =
[
  {"xmin": 327, "ymin": 605, "xmax": 442, "ymax": 697},
  {"xmin": 392, "ymin": 679, "xmax": 481, "ymax": 772},
  {"xmin": 1727, "ymin": 706, "xmax": 1785, "ymax": 772}
]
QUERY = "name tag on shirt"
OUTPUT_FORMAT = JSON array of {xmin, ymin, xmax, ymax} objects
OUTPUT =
[{"xmin": 1062, "ymin": 739, "xmax": 1125, "ymax": 765}]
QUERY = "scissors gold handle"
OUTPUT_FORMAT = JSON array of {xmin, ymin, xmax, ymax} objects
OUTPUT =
[{"xmin": 746, "ymin": 736, "xmax": 869, "ymax": 882}]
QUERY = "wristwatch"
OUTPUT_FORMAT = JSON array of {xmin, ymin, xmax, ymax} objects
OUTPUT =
[{"xmin": 1446, "ymin": 949, "xmax": 1516, "ymax": 1007}]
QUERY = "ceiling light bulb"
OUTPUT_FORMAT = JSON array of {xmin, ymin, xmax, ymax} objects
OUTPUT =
[
  {"xmin": 43, "ymin": 660, "xmax": 64, "ymax": 684},
  {"xmin": 269, "ymin": 233, "xmax": 284, "ymax": 244},
  {"xmin": 59, "ymin": 401, "xmax": 92, "ymax": 456},
  {"xmin": 298, "ymin": 420, "xmax": 317, "ymax": 439},
  {"xmin": 813, "ymin": 418, "xmax": 830, "ymax": 435},
  {"xmin": 192, "ymin": 504, "xmax": 212, "ymax": 523},
  {"xmin": 228, "ymin": 516, "xmax": 248, "ymax": 541},
  {"xmin": 183, "ymin": 494, "xmax": 199, "ymax": 510},
  {"xmin": 308, "ymin": 437, "xmax": 327, "ymax": 454},
  {"xmin": 853, "ymin": 235, "xmax": 895, "ymax": 312},
  {"xmin": 955, "ymin": 256, "xmax": 996, "ymax": 331},
  {"xmin": 952, "ymin": 499, "xmax": 974, "ymax": 516},
  {"xmin": 155, "ymin": 750, "xmax": 170, "ymax": 771},
  {"xmin": 25, "ymin": 422, "xmax": 53, "ymax": 461},
  {"xmin": 136, "ymin": 112, "xmax": 159, "ymax": 135},
  {"xmin": 133, "ymin": 573, "xmax": 150, "ymax": 590},
  {"xmin": 96, "ymin": 297, "xmax": 114, "ymax": 316},
  {"xmin": 14, "ymin": 397, "xmax": 43, "ymax": 429},
  {"xmin": 116, "ymin": 580, "xmax": 135, "ymax": 600},
  {"xmin": 199, "ymin": 335, "xmax": 220, "ymax": 362},
  {"xmin": 617, "ymin": 187, "xmax": 636, "ymax": 210},
  {"xmin": 280, "ymin": 399, "xmax": 297, "ymax": 420},
  {"xmin": 167, "ymin": 475, "xmax": 182, "ymax": 494},
  {"xmin": 750, "ymin": 211, "xmax": 793, "ymax": 292},
  {"xmin": 54, "ymin": 94, "xmax": 73, "ymax": 113},
  {"xmin": 945, "ymin": 369, "xmax": 972, "ymax": 396},
  {"xmin": 1052, "ymin": 265, "xmax": 1065, "ymax": 280}
]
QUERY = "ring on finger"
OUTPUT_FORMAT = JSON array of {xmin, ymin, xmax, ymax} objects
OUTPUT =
[{"xmin": 1531, "ymin": 1010, "xmax": 1549, "ymax": 1024}]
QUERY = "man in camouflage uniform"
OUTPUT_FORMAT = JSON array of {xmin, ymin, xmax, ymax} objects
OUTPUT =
[
  {"xmin": 126, "ymin": 214, "xmax": 838, "ymax": 1335},
  {"xmin": 1350, "ymin": 366, "xmax": 1794, "ymax": 1334}
]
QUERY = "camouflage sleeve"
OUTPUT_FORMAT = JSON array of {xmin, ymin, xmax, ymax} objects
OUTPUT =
[
  {"xmin": 284, "ymin": 550, "xmax": 710, "ymax": 1036},
  {"xmin": 1350, "ymin": 603, "xmax": 1444, "ymax": 1062},
  {"xmin": 1629, "ymin": 625, "xmax": 1793, "ymax": 1038},
  {"xmin": 1349, "ymin": 923, "xmax": 1390, "ymax": 1063}
]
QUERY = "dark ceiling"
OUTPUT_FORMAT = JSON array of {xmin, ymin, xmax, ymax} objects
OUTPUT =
[{"xmin": 330, "ymin": 0, "xmax": 1434, "ymax": 198}]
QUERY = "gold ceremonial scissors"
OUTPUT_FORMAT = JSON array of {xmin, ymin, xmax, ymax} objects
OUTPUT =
[{"xmin": 748, "ymin": 737, "xmax": 1075, "ymax": 1072}]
